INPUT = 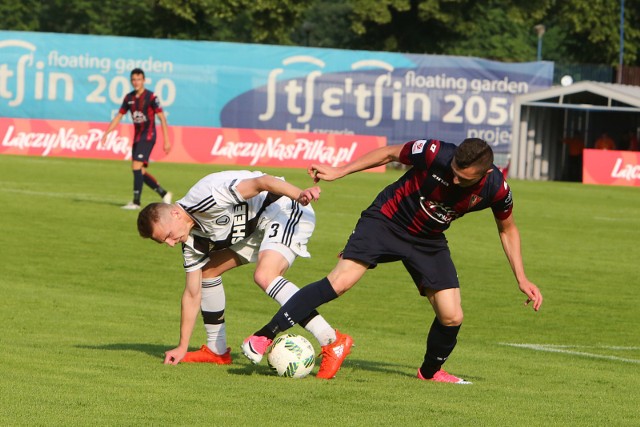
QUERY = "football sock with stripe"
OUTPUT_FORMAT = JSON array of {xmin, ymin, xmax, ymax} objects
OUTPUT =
[
  {"xmin": 132, "ymin": 169, "xmax": 143, "ymax": 205},
  {"xmin": 265, "ymin": 276, "xmax": 336, "ymax": 346},
  {"xmin": 420, "ymin": 317, "xmax": 461, "ymax": 379},
  {"xmin": 143, "ymin": 172, "xmax": 167, "ymax": 197},
  {"xmin": 255, "ymin": 277, "xmax": 338, "ymax": 340},
  {"xmin": 201, "ymin": 277, "xmax": 227, "ymax": 354}
]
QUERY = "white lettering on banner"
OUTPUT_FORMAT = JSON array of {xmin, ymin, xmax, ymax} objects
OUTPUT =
[
  {"xmin": 611, "ymin": 158, "xmax": 640, "ymax": 180},
  {"xmin": 1, "ymin": 125, "xmax": 130, "ymax": 158},
  {"xmin": 48, "ymin": 51, "xmax": 112, "ymax": 73},
  {"xmin": 259, "ymin": 56, "xmax": 532, "ymax": 146},
  {"xmin": 210, "ymin": 135, "xmax": 358, "ymax": 167},
  {"xmin": 466, "ymin": 126, "xmax": 511, "ymax": 145},
  {"xmin": 1, "ymin": 39, "xmax": 177, "ymax": 108},
  {"xmin": 0, "ymin": 40, "xmax": 36, "ymax": 107}
]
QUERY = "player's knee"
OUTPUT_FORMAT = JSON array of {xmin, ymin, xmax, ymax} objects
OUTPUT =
[
  {"xmin": 439, "ymin": 312, "xmax": 463, "ymax": 326},
  {"xmin": 253, "ymin": 269, "xmax": 276, "ymax": 291},
  {"xmin": 328, "ymin": 277, "xmax": 356, "ymax": 296},
  {"xmin": 326, "ymin": 259, "xmax": 367, "ymax": 296}
]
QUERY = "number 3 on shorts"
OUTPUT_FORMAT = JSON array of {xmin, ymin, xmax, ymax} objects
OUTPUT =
[{"xmin": 268, "ymin": 223, "xmax": 280, "ymax": 238}]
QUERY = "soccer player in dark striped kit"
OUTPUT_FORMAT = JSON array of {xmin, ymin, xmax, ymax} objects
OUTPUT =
[{"xmin": 243, "ymin": 138, "xmax": 543, "ymax": 382}]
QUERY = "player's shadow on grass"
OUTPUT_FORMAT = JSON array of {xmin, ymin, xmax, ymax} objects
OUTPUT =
[
  {"xmin": 77, "ymin": 344, "xmax": 465, "ymax": 380},
  {"xmin": 78, "ymin": 343, "xmax": 283, "ymax": 376},
  {"xmin": 71, "ymin": 197, "xmax": 127, "ymax": 208},
  {"xmin": 338, "ymin": 357, "xmax": 418, "ymax": 379},
  {"xmin": 228, "ymin": 357, "xmax": 419, "ymax": 379},
  {"xmin": 77, "ymin": 343, "xmax": 174, "ymax": 360},
  {"xmin": 352, "ymin": 358, "xmax": 479, "ymax": 381},
  {"xmin": 227, "ymin": 363, "xmax": 274, "ymax": 377}
]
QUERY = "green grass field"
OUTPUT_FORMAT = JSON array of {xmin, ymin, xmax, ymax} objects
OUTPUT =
[{"xmin": 1, "ymin": 154, "xmax": 638, "ymax": 426}]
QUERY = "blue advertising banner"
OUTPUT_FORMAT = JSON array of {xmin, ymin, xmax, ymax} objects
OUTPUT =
[{"xmin": 0, "ymin": 31, "xmax": 553, "ymax": 152}]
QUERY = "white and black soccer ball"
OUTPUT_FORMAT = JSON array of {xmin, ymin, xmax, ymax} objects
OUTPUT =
[{"xmin": 267, "ymin": 334, "xmax": 316, "ymax": 378}]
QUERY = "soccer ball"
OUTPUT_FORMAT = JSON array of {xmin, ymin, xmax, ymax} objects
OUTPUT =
[{"xmin": 267, "ymin": 334, "xmax": 316, "ymax": 378}]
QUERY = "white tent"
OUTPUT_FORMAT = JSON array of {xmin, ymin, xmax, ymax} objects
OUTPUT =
[{"xmin": 510, "ymin": 81, "xmax": 640, "ymax": 180}]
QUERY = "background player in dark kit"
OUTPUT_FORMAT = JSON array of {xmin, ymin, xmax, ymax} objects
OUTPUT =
[
  {"xmin": 242, "ymin": 138, "xmax": 543, "ymax": 383},
  {"xmin": 101, "ymin": 68, "xmax": 172, "ymax": 209}
]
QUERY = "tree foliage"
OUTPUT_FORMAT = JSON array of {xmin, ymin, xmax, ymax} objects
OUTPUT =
[
  {"xmin": 0, "ymin": 0, "xmax": 638, "ymax": 66},
  {"xmin": 550, "ymin": 0, "xmax": 640, "ymax": 64}
]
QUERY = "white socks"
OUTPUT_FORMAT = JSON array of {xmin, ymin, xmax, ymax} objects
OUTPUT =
[
  {"xmin": 265, "ymin": 276, "xmax": 337, "ymax": 346},
  {"xmin": 199, "ymin": 275, "xmax": 337, "ymax": 353},
  {"xmin": 200, "ymin": 277, "xmax": 227, "ymax": 355}
]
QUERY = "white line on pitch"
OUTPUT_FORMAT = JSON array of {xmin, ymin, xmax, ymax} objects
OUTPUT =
[
  {"xmin": 0, "ymin": 187, "xmax": 112, "ymax": 202},
  {"xmin": 518, "ymin": 344, "xmax": 640, "ymax": 350},
  {"xmin": 499, "ymin": 343, "xmax": 640, "ymax": 364},
  {"xmin": 594, "ymin": 216, "xmax": 639, "ymax": 222}
]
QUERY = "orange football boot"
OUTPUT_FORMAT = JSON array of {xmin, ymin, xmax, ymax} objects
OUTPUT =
[
  {"xmin": 316, "ymin": 330, "xmax": 353, "ymax": 379},
  {"xmin": 181, "ymin": 345, "xmax": 232, "ymax": 364}
]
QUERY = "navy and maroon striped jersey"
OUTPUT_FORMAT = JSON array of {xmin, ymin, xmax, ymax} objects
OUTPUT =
[
  {"xmin": 119, "ymin": 89, "xmax": 163, "ymax": 143},
  {"xmin": 369, "ymin": 139, "xmax": 513, "ymax": 238}
]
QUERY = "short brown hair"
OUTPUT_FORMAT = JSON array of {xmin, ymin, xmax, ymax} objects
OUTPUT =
[
  {"xmin": 137, "ymin": 203, "xmax": 166, "ymax": 238},
  {"xmin": 130, "ymin": 68, "xmax": 145, "ymax": 78},
  {"xmin": 454, "ymin": 138, "xmax": 494, "ymax": 170}
]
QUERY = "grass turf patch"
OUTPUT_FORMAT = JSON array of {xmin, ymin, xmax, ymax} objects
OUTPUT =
[{"xmin": 0, "ymin": 155, "xmax": 638, "ymax": 426}]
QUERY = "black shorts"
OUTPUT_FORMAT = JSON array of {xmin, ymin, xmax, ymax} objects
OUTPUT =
[
  {"xmin": 132, "ymin": 139, "xmax": 156, "ymax": 166},
  {"xmin": 341, "ymin": 211, "xmax": 459, "ymax": 295}
]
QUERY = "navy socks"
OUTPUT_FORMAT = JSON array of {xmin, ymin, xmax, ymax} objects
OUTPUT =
[
  {"xmin": 420, "ymin": 317, "xmax": 461, "ymax": 379},
  {"xmin": 255, "ymin": 277, "xmax": 338, "ymax": 339}
]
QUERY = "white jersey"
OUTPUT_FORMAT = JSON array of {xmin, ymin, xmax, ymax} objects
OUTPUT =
[{"xmin": 177, "ymin": 170, "xmax": 314, "ymax": 272}]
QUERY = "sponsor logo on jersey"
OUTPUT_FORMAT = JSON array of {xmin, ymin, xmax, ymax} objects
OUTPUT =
[
  {"xmin": 419, "ymin": 198, "xmax": 459, "ymax": 224},
  {"xmin": 503, "ymin": 190, "xmax": 513, "ymax": 210},
  {"xmin": 412, "ymin": 139, "xmax": 426, "ymax": 154},
  {"xmin": 431, "ymin": 173, "xmax": 450, "ymax": 186},
  {"xmin": 231, "ymin": 203, "xmax": 248, "ymax": 243},
  {"xmin": 132, "ymin": 111, "xmax": 147, "ymax": 123},
  {"xmin": 216, "ymin": 215, "xmax": 230, "ymax": 225}
]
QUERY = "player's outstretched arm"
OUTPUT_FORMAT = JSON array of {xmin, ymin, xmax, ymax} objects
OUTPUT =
[
  {"xmin": 495, "ymin": 215, "xmax": 543, "ymax": 311},
  {"xmin": 235, "ymin": 174, "xmax": 320, "ymax": 206},
  {"xmin": 308, "ymin": 144, "xmax": 404, "ymax": 183},
  {"xmin": 100, "ymin": 112, "xmax": 124, "ymax": 144},
  {"xmin": 164, "ymin": 270, "xmax": 203, "ymax": 365},
  {"xmin": 157, "ymin": 111, "xmax": 171, "ymax": 154}
]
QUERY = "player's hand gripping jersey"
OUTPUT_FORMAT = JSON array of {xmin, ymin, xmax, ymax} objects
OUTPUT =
[
  {"xmin": 177, "ymin": 171, "xmax": 314, "ymax": 272},
  {"xmin": 370, "ymin": 139, "xmax": 513, "ymax": 238}
]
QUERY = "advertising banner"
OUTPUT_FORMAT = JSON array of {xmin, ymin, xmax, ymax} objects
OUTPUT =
[
  {"xmin": 0, "ymin": 31, "xmax": 553, "ymax": 153},
  {"xmin": 0, "ymin": 117, "xmax": 386, "ymax": 171},
  {"xmin": 583, "ymin": 149, "xmax": 640, "ymax": 186}
]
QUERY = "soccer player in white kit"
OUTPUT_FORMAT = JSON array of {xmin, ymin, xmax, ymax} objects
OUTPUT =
[{"xmin": 137, "ymin": 170, "xmax": 347, "ymax": 378}]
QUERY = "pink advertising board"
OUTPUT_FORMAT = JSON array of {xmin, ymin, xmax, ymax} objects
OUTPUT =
[
  {"xmin": 0, "ymin": 118, "xmax": 387, "ymax": 172},
  {"xmin": 583, "ymin": 149, "xmax": 640, "ymax": 187}
]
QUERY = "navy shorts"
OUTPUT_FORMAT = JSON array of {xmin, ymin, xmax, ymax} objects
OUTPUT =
[
  {"xmin": 132, "ymin": 139, "xmax": 156, "ymax": 166},
  {"xmin": 341, "ymin": 211, "xmax": 459, "ymax": 295}
]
